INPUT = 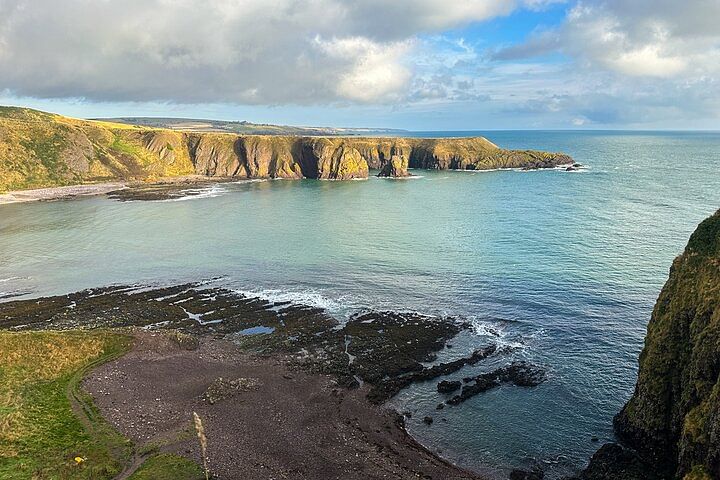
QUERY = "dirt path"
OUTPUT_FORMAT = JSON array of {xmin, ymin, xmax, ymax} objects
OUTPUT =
[{"xmin": 83, "ymin": 332, "xmax": 483, "ymax": 480}]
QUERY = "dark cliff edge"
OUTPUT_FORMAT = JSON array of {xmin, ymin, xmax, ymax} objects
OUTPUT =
[
  {"xmin": 0, "ymin": 106, "xmax": 573, "ymax": 192},
  {"xmin": 578, "ymin": 209, "xmax": 720, "ymax": 480}
]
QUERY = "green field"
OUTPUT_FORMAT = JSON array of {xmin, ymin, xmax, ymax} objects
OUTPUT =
[{"xmin": 0, "ymin": 331, "xmax": 203, "ymax": 480}]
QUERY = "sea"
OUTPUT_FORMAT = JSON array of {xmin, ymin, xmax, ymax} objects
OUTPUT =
[{"xmin": 1, "ymin": 130, "xmax": 718, "ymax": 478}]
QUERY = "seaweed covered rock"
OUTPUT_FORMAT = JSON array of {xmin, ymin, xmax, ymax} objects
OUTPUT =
[
  {"xmin": 575, "ymin": 444, "xmax": 655, "ymax": 480},
  {"xmin": 437, "ymin": 380, "xmax": 462, "ymax": 393},
  {"xmin": 446, "ymin": 361, "xmax": 546, "ymax": 405}
]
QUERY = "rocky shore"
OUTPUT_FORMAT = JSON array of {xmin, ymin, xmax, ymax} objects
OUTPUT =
[
  {"xmin": 0, "ymin": 181, "xmax": 126, "ymax": 204},
  {"xmin": 0, "ymin": 283, "xmax": 549, "ymax": 479},
  {"xmin": 83, "ymin": 331, "xmax": 483, "ymax": 479}
]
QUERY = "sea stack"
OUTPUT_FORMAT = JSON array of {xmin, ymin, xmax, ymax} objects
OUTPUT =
[{"xmin": 377, "ymin": 155, "xmax": 411, "ymax": 177}]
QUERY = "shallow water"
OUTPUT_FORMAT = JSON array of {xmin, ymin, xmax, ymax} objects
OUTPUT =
[{"xmin": 1, "ymin": 130, "xmax": 719, "ymax": 478}]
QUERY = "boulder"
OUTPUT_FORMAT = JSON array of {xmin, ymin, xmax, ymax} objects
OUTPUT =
[{"xmin": 437, "ymin": 380, "xmax": 462, "ymax": 394}]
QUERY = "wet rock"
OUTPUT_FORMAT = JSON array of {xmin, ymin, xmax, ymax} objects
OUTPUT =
[
  {"xmin": 509, "ymin": 467, "xmax": 544, "ymax": 480},
  {"xmin": 107, "ymin": 181, "xmax": 229, "ymax": 202},
  {"xmin": 572, "ymin": 443, "xmax": 658, "ymax": 480},
  {"xmin": 437, "ymin": 380, "xmax": 462, "ymax": 394},
  {"xmin": 0, "ymin": 285, "xmax": 477, "ymax": 405},
  {"xmin": 448, "ymin": 362, "xmax": 546, "ymax": 406},
  {"xmin": 336, "ymin": 375, "xmax": 360, "ymax": 389},
  {"xmin": 368, "ymin": 344, "xmax": 504, "ymax": 403},
  {"xmin": 423, "ymin": 416, "xmax": 433, "ymax": 425},
  {"xmin": 436, "ymin": 403, "xmax": 445, "ymax": 410}
]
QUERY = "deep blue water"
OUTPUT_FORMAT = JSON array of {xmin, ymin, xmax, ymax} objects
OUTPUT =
[{"xmin": 1, "ymin": 131, "xmax": 719, "ymax": 478}]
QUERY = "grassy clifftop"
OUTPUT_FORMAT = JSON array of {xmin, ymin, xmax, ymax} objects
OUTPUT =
[
  {"xmin": 0, "ymin": 106, "xmax": 573, "ymax": 192},
  {"xmin": 0, "ymin": 107, "xmax": 194, "ymax": 192}
]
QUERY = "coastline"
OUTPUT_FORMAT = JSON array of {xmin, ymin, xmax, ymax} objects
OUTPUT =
[
  {"xmin": 84, "ymin": 330, "xmax": 485, "ymax": 479},
  {"xmin": 0, "ymin": 182, "xmax": 127, "ymax": 205},
  {"xmin": 0, "ymin": 283, "xmax": 549, "ymax": 479},
  {"xmin": 0, "ymin": 162, "xmax": 578, "ymax": 205},
  {"xmin": 0, "ymin": 176, "xmax": 226, "ymax": 205}
]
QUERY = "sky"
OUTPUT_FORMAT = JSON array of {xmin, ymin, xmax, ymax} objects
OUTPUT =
[{"xmin": 0, "ymin": 0, "xmax": 719, "ymax": 130}]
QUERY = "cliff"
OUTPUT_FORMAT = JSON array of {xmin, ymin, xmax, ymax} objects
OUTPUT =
[
  {"xmin": 581, "ymin": 210, "xmax": 720, "ymax": 479},
  {"xmin": 0, "ymin": 106, "xmax": 573, "ymax": 192}
]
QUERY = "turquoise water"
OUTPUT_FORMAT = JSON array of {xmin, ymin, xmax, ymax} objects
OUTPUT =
[{"xmin": 1, "ymin": 131, "xmax": 719, "ymax": 477}]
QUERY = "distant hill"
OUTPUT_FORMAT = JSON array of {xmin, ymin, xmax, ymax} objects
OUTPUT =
[{"xmin": 94, "ymin": 117, "xmax": 408, "ymax": 136}]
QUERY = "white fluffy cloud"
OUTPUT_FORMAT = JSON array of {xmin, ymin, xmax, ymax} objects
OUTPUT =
[
  {"xmin": 498, "ymin": 0, "xmax": 720, "ymax": 79},
  {"xmin": 2, "ymin": 0, "xmax": 717, "ymax": 128},
  {"xmin": 490, "ymin": 0, "xmax": 720, "ymax": 126},
  {"xmin": 0, "ymin": 0, "xmax": 531, "ymax": 104}
]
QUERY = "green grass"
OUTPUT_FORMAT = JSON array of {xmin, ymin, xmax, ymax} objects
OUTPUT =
[
  {"xmin": 0, "ymin": 331, "xmax": 204, "ymax": 479},
  {"xmin": 0, "ymin": 331, "xmax": 133, "ymax": 478},
  {"xmin": 127, "ymin": 454, "xmax": 204, "ymax": 480},
  {"xmin": 109, "ymin": 135, "xmax": 143, "ymax": 157}
]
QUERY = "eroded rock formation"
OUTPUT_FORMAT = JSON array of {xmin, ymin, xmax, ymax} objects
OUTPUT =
[
  {"xmin": 377, "ymin": 155, "xmax": 410, "ymax": 177},
  {"xmin": 0, "ymin": 107, "xmax": 573, "ymax": 191}
]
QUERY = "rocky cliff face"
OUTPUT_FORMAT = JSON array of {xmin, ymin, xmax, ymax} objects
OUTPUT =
[
  {"xmin": 377, "ymin": 155, "xmax": 410, "ymax": 177},
  {"xmin": 581, "ymin": 210, "xmax": 720, "ymax": 480},
  {"xmin": 0, "ymin": 107, "xmax": 573, "ymax": 191}
]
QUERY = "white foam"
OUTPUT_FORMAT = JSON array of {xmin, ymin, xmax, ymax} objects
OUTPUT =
[
  {"xmin": 451, "ymin": 167, "xmax": 517, "ymax": 173},
  {"xmin": 232, "ymin": 287, "xmax": 357, "ymax": 318},
  {"xmin": 470, "ymin": 317, "xmax": 526, "ymax": 350},
  {"xmin": 158, "ymin": 184, "xmax": 228, "ymax": 202},
  {"xmin": 233, "ymin": 179, "xmax": 269, "ymax": 184},
  {"xmin": 0, "ymin": 276, "xmax": 28, "ymax": 283},
  {"xmin": 378, "ymin": 175, "xmax": 425, "ymax": 180}
]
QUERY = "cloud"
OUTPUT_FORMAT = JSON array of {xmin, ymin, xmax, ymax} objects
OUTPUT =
[
  {"xmin": 0, "ymin": 0, "xmax": 530, "ymax": 105},
  {"xmin": 496, "ymin": 0, "xmax": 720, "ymax": 79},
  {"xmin": 489, "ymin": 0, "xmax": 720, "ymax": 126},
  {"xmin": 313, "ymin": 36, "xmax": 413, "ymax": 102},
  {"xmin": 608, "ymin": 45, "xmax": 686, "ymax": 78}
]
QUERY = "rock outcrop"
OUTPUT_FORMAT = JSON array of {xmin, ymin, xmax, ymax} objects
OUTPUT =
[
  {"xmin": 0, "ymin": 106, "xmax": 573, "ymax": 192},
  {"xmin": 377, "ymin": 155, "xmax": 410, "ymax": 177},
  {"xmin": 581, "ymin": 209, "xmax": 720, "ymax": 479}
]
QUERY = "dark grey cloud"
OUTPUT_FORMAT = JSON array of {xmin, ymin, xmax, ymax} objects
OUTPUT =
[{"xmin": 0, "ymin": 0, "xmax": 526, "ymax": 104}]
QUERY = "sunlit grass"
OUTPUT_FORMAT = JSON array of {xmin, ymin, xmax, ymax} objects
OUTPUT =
[{"xmin": 0, "ymin": 331, "xmax": 132, "ymax": 479}]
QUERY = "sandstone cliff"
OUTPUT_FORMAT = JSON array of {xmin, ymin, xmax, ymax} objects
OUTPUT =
[
  {"xmin": 0, "ymin": 107, "xmax": 572, "ymax": 192},
  {"xmin": 581, "ymin": 209, "xmax": 720, "ymax": 480},
  {"xmin": 377, "ymin": 155, "xmax": 410, "ymax": 177}
]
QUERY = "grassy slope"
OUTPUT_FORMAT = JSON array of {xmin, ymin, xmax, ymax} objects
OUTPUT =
[
  {"xmin": 615, "ymin": 209, "xmax": 720, "ymax": 479},
  {"xmin": 127, "ymin": 454, "xmax": 203, "ymax": 480},
  {"xmin": 1, "ymin": 106, "xmax": 571, "ymax": 192},
  {"xmin": 0, "ymin": 107, "xmax": 194, "ymax": 192},
  {"xmin": 0, "ymin": 331, "xmax": 203, "ymax": 480}
]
